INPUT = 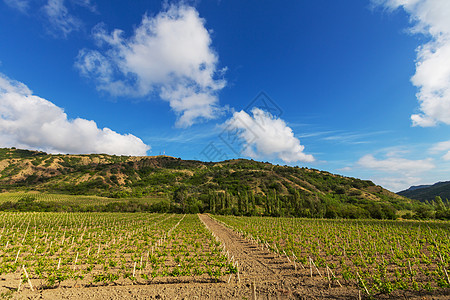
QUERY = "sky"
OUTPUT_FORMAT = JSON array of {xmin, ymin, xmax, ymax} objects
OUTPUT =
[{"xmin": 0, "ymin": 0, "xmax": 449, "ymax": 192}]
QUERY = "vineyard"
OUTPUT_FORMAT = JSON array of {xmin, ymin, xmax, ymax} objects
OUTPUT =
[
  {"xmin": 0, "ymin": 192, "xmax": 161, "ymax": 207},
  {"xmin": 213, "ymin": 215, "xmax": 450, "ymax": 298},
  {"xmin": 0, "ymin": 192, "xmax": 106, "ymax": 204},
  {"xmin": 0, "ymin": 212, "xmax": 449, "ymax": 299},
  {"xmin": 0, "ymin": 192, "xmax": 171, "ymax": 213},
  {"xmin": 0, "ymin": 213, "xmax": 236, "ymax": 298}
]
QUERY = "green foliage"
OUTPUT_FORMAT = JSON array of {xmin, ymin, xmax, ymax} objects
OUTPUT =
[
  {"xmin": 0, "ymin": 213, "xmax": 232, "ymax": 290},
  {"xmin": 214, "ymin": 215, "xmax": 450, "ymax": 296},
  {"xmin": 398, "ymin": 181, "xmax": 450, "ymax": 202}
]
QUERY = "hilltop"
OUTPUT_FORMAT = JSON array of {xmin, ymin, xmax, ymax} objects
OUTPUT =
[
  {"xmin": 0, "ymin": 147, "xmax": 416, "ymax": 218},
  {"xmin": 398, "ymin": 181, "xmax": 450, "ymax": 202}
]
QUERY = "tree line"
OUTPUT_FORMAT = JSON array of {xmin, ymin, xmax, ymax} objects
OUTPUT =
[{"xmin": 1, "ymin": 190, "xmax": 449, "ymax": 220}]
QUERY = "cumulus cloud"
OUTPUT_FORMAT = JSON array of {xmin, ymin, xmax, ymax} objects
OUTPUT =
[
  {"xmin": 430, "ymin": 140, "xmax": 450, "ymax": 160},
  {"xmin": 357, "ymin": 154, "xmax": 435, "ymax": 175},
  {"xmin": 76, "ymin": 4, "xmax": 226, "ymax": 127},
  {"xmin": 374, "ymin": 0, "xmax": 450, "ymax": 126},
  {"xmin": 0, "ymin": 73, "xmax": 150, "ymax": 156},
  {"xmin": 223, "ymin": 108, "xmax": 314, "ymax": 163}
]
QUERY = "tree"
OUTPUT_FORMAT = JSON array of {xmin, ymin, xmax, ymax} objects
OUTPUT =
[{"xmin": 435, "ymin": 196, "xmax": 445, "ymax": 211}]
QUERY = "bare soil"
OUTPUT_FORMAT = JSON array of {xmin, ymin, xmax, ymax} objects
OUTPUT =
[{"xmin": 8, "ymin": 215, "xmax": 450, "ymax": 299}]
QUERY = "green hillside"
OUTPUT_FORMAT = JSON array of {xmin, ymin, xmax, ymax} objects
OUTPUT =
[
  {"xmin": 398, "ymin": 181, "xmax": 450, "ymax": 202},
  {"xmin": 0, "ymin": 147, "xmax": 437, "ymax": 219}
]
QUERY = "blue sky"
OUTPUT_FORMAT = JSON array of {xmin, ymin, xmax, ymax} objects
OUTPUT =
[{"xmin": 1, "ymin": 0, "xmax": 449, "ymax": 192}]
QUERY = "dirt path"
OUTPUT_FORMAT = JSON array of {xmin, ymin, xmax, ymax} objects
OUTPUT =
[
  {"xmin": 197, "ymin": 214, "xmax": 357, "ymax": 299},
  {"xmin": 198, "ymin": 214, "xmax": 291, "ymax": 297}
]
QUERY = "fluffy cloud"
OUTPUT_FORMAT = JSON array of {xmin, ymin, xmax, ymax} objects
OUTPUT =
[
  {"xmin": 357, "ymin": 154, "xmax": 435, "ymax": 175},
  {"xmin": 374, "ymin": 0, "xmax": 450, "ymax": 126},
  {"xmin": 76, "ymin": 4, "xmax": 226, "ymax": 127},
  {"xmin": 0, "ymin": 73, "xmax": 150, "ymax": 156},
  {"xmin": 430, "ymin": 140, "xmax": 450, "ymax": 160},
  {"xmin": 223, "ymin": 108, "xmax": 314, "ymax": 163}
]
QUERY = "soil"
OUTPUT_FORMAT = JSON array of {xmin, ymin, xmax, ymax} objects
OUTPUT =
[{"xmin": 7, "ymin": 214, "xmax": 450, "ymax": 299}]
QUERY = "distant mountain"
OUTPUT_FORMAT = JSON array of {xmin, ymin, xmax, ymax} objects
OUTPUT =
[
  {"xmin": 0, "ymin": 148, "xmax": 414, "ymax": 218},
  {"xmin": 404, "ymin": 184, "xmax": 432, "ymax": 192},
  {"xmin": 398, "ymin": 181, "xmax": 450, "ymax": 202}
]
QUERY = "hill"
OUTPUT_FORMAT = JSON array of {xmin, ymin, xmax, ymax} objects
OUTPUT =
[
  {"xmin": 0, "ymin": 147, "xmax": 416, "ymax": 218},
  {"xmin": 398, "ymin": 181, "xmax": 450, "ymax": 202}
]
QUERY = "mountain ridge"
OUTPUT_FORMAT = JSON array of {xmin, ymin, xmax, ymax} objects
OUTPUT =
[
  {"xmin": 402, "ymin": 184, "xmax": 433, "ymax": 192},
  {"xmin": 398, "ymin": 181, "xmax": 450, "ymax": 202}
]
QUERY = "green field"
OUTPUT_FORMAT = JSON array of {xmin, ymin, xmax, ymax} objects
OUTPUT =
[
  {"xmin": 0, "ymin": 192, "xmax": 162, "ymax": 205},
  {"xmin": 0, "ymin": 212, "xmax": 235, "ymax": 297},
  {"xmin": 213, "ymin": 215, "xmax": 450, "ymax": 295},
  {"xmin": 0, "ymin": 211, "xmax": 448, "ymax": 298},
  {"xmin": 0, "ymin": 192, "xmax": 170, "ymax": 212}
]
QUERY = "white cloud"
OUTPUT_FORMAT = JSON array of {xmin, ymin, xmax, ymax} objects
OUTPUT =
[
  {"xmin": 0, "ymin": 73, "xmax": 150, "ymax": 156},
  {"xmin": 357, "ymin": 154, "xmax": 435, "ymax": 175},
  {"xmin": 430, "ymin": 140, "xmax": 450, "ymax": 152},
  {"xmin": 337, "ymin": 166, "xmax": 352, "ymax": 172},
  {"xmin": 375, "ymin": 176, "xmax": 423, "ymax": 192},
  {"xmin": 443, "ymin": 152, "xmax": 450, "ymax": 161},
  {"xmin": 76, "ymin": 4, "xmax": 226, "ymax": 127},
  {"xmin": 357, "ymin": 152, "xmax": 436, "ymax": 191},
  {"xmin": 223, "ymin": 108, "xmax": 314, "ymax": 163},
  {"xmin": 5, "ymin": 0, "xmax": 94, "ymax": 37},
  {"xmin": 374, "ymin": 0, "xmax": 450, "ymax": 126},
  {"xmin": 3, "ymin": 0, "xmax": 30, "ymax": 13},
  {"xmin": 71, "ymin": 0, "xmax": 96, "ymax": 12},
  {"xmin": 430, "ymin": 140, "xmax": 450, "ymax": 160},
  {"xmin": 43, "ymin": 0, "xmax": 82, "ymax": 37}
]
